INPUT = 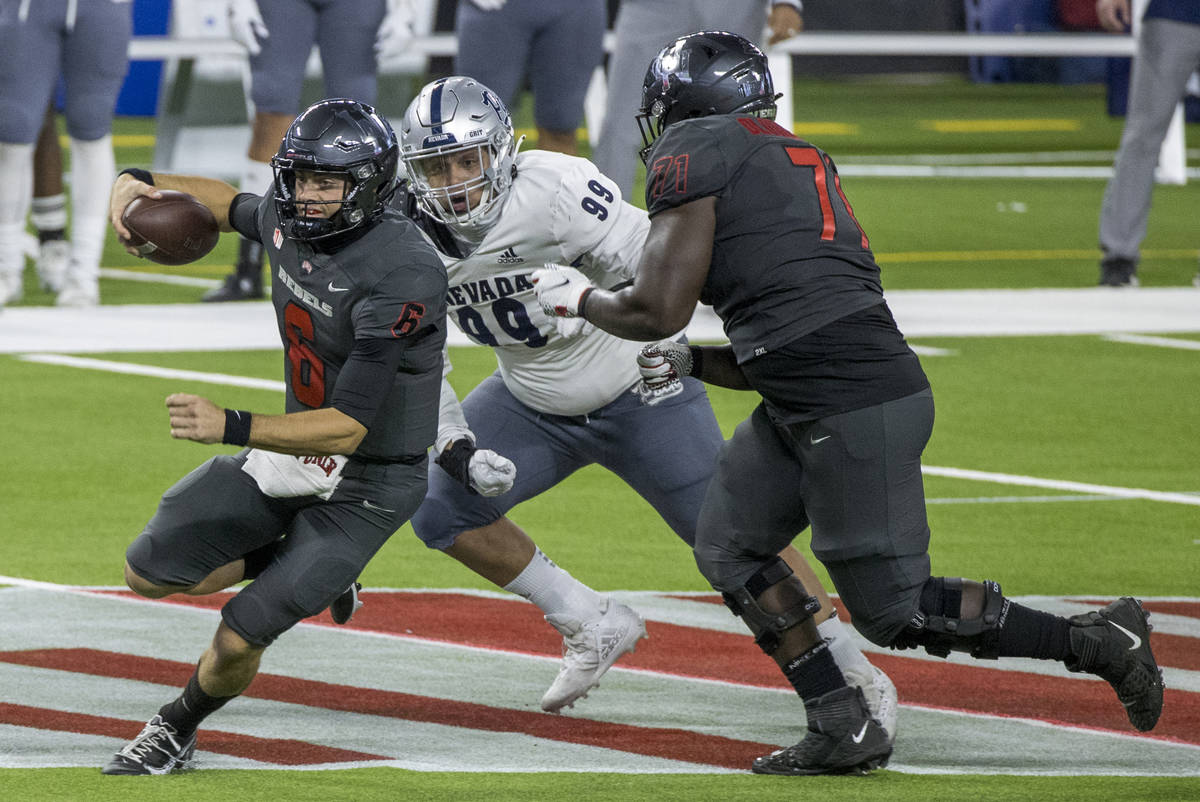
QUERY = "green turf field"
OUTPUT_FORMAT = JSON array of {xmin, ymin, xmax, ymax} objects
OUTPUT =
[{"xmin": 2, "ymin": 75, "xmax": 1198, "ymax": 800}]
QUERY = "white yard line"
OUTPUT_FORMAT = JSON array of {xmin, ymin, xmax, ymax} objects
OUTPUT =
[
  {"xmin": 838, "ymin": 164, "xmax": 1200, "ymax": 179},
  {"xmin": 1103, "ymin": 333, "xmax": 1200, "ymax": 351},
  {"xmin": 99, "ymin": 267, "xmax": 221, "ymax": 288},
  {"xmin": 16, "ymin": 353, "xmax": 1200, "ymax": 508},
  {"xmin": 19, "ymin": 353, "xmax": 285, "ymax": 392},
  {"xmin": 922, "ymin": 465, "xmax": 1200, "ymax": 507}
]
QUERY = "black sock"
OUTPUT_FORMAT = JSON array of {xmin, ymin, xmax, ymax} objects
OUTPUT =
[
  {"xmin": 237, "ymin": 239, "xmax": 263, "ymax": 280},
  {"xmin": 158, "ymin": 671, "xmax": 236, "ymax": 737},
  {"xmin": 37, "ymin": 228, "xmax": 66, "ymax": 244},
  {"xmin": 782, "ymin": 640, "xmax": 845, "ymax": 703},
  {"xmin": 996, "ymin": 601, "xmax": 1073, "ymax": 661}
]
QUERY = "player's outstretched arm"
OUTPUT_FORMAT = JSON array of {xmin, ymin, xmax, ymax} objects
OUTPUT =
[
  {"xmin": 111, "ymin": 170, "xmax": 239, "ymax": 242},
  {"xmin": 562, "ymin": 198, "xmax": 716, "ymax": 341},
  {"xmin": 166, "ymin": 393, "xmax": 367, "ymax": 456}
]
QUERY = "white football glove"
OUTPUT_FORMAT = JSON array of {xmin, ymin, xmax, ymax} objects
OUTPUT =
[
  {"xmin": 532, "ymin": 263, "xmax": 594, "ymax": 319},
  {"xmin": 227, "ymin": 0, "xmax": 269, "ymax": 56},
  {"xmin": 375, "ymin": 0, "xmax": 417, "ymax": 62},
  {"xmin": 467, "ymin": 448, "xmax": 517, "ymax": 497},
  {"xmin": 470, "ymin": 0, "xmax": 508, "ymax": 10},
  {"xmin": 435, "ymin": 439, "xmax": 516, "ymax": 497},
  {"xmin": 635, "ymin": 340, "xmax": 693, "ymax": 406}
]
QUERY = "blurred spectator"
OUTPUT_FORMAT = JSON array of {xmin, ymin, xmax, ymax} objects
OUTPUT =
[
  {"xmin": 32, "ymin": 104, "xmax": 71, "ymax": 294},
  {"xmin": 1096, "ymin": 0, "xmax": 1200, "ymax": 287},
  {"xmin": 210, "ymin": 0, "xmax": 415, "ymax": 302},
  {"xmin": 454, "ymin": 0, "xmax": 605, "ymax": 156},
  {"xmin": 0, "ymin": 1, "xmax": 132, "ymax": 308},
  {"xmin": 592, "ymin": 0, "xmax": 803, "ymax": 200}
]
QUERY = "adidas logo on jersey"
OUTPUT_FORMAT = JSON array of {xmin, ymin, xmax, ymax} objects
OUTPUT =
[{"xmin": 497, "ymin": 247, "xmax": 524, "ymax": 265}]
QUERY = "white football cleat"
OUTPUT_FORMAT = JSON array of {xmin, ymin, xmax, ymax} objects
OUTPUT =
[
  {"xmin": 843, "ymin": 663, "xmax": 898, "ymax": 745},
  {"xmin": 541, "ymin": 598, "xmax": 647, "ymax": 713},
  {"xmin": 56, "ymin": 271, "xmax": 99, "ymax": 307},
  {"xmin": 36, "ymin": 239, "xmax": 70, "ymax": 293}
]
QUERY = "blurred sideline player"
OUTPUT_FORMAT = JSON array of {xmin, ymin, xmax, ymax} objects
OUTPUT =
[
  {"xmin": 1095, "ymin": 0, "xmax": 1200, "ymax": 286},
  {"xmin": 455, "ymin": 0, "xmax": 604, "ymax": 155},
  {"xmin": 593, "ymin": 0, "xmax": 803, "ymax": 200},
  {"xmin": 536, "ymin": 31, "xmax": 1164, "ymax": 774},
  {"xmin": 0, "ymin": 0, "xmax": 132, "ymax": 308},
  {"xmin": 396, "ymin": 75, "xmax": 897, "ymax": 726},
  {"xmin": 101, "ymin": 99, "xmax": 449, "ymax": 774},
  {"xmin": 210, "ymin": 0, "xmax": 416, "ymax": 301}
]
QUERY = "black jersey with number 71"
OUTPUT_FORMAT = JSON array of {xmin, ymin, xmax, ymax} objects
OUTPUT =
[{"xmin": 644, "ymin": 115, "xmax": 886, "ymax": 364}]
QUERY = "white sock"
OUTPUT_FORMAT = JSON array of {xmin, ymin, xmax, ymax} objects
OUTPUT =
[
  {"xmin": 0, "ymin": 142, "xmax": 34, "ymax": 225},
  {"xmin": 31, "ymin": 193, "xmax": 68, "ymax": 234},
  {"xmin": 818, "ymin": 610, "xmax": 874, "ymax": 674},
  {"xmin": 504, "ymin": 548, "xmax": 605, "ymax": 621},
  {"xmin": 0, "ymin": 221, "xmax": 25, "ymax": 283},
  {"xmin": 67, "ymin": 136, "xmax": 114, "ymax": 282},
  {"xmin": 241, "ymin": 158, "xmax": 275, "ymax": 195}
]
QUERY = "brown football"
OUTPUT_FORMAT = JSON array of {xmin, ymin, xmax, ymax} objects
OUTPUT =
[{"xmin": 121, "ymin": 190, "xmax": 220, "ymax": 266}]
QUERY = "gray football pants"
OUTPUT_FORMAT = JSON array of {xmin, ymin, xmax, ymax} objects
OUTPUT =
[
  {"xmin": 693, "ymin": 391, "xmax": 935, "ymax": 648},
  {"xmin": 1099, "ymin": 17, "xmax": 1200, "ymax": 261}
]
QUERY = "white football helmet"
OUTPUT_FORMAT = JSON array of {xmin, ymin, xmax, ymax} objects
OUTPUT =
[{"xmin": 399, "ymin": 76, "xmax": 521, "ymax": 229}]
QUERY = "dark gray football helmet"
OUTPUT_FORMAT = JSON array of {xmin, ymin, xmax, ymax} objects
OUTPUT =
[
  {"xmin": 270, "ymin": 98, "xmax": 399, "ymax": 243},
  {"xmin": 637, "ymin": 31, "xmax": 780, "ymax": 162}
]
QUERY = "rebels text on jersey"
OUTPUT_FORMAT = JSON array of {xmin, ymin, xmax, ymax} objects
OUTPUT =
[
  {"xmin": 403, "ymin": 151, "xmax": 651, "ymax": 416},
  {"xmin": 645, "ymin": 115, "xmax": 885, "ymax": 365},
  {"xmin": 229, "ymin": 193, "xmax": 449, "ymax": 459}
]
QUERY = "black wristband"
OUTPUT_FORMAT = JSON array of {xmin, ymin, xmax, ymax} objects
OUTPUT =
[
  {"xmin": 435, "ymin": 438, "xmax": 479, "ymax": 495},
  {"xmin": 222, "ymin": 409, "xmax": 252, "ymax": 446},
  {"xmin": 118, "ymin": 167, "xmax": 154, "ymax": 185},
  {"xmin": 577, "ymin": 286, "xmax": 595, "ymax": 319},
  {"xmin": 687, "ymin": 345, "xmax": 704, "ymax": 379}
]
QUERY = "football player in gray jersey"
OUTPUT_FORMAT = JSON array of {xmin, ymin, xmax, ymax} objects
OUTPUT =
[
  {"xmin": 396, "ymin": 75, "xmax": 897, "ymax": 725},
  {"xmin": 101, "ymin": 99, "xmax": 449, "ymax": 775},
  {"xmin": 537, "ymin": 32, "xmax": 1164, "ymax": 775}
]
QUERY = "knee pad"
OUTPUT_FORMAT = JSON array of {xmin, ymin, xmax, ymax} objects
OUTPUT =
[
  {"xmin": 721, "ymin": 557, "xmax": 821, "ymax": 655},
  {"xmin": 894, "ymin": 577, "xmax": 1007, "ymax": 659}
]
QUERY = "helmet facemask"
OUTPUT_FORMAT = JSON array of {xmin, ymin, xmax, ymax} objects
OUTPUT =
[
  {"xmin": 273, "ymin": 165, "xmax": 351, "ymax": 240},
  {"xmin": 404, "ymin": 137, "xmax": 513, "ymax": 227}
]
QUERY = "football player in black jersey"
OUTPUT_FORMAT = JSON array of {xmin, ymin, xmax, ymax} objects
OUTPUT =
[
  {"xmin": 101, "ymin": 99, "xmax": 448, "ymax": 774},
  {"xmin": 535, "ymin": 31, "xmax": 1164, "ymax": 775}
]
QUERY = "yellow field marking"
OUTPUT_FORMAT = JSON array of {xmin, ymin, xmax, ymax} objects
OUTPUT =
[
  {"xmin": 792, "ymin": 122, "xmax": 860, "ymax": 136},
  {"xmin": 102, "ymin": 134, "xmax": 158, "ymax": 148},
  {"xmin": 921, "ymin": 119, "xmax": 1081, "ymax": 133},
  {"xmin": 879, "ymin": 248, "xmax": 1199, "ymax": 263}
]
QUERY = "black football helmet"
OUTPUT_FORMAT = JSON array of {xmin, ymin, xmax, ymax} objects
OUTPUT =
[
  {"xmin": 637, "ymin": 31, "xmax": 780, "ymax": 162},
  {"xmin": 270, "ymin": 98, "xmax": 399, "ymax": 243}
]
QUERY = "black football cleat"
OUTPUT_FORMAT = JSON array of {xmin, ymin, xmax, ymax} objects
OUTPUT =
[
  {"xmin": 202, "ymin": 272, "xmax": 263, "ymax": 302},
  {"xmin": 1098, "ymin": 256, "xmax": 1138, "ymax": 287},
  {"xmin": 752, "ymin": 686, "xmax": 891, "ymax": 776},
  {"xmin": 1067, "ymin": 597, "xmax": 1164, "ymax": 731},
  {"xmin": 102, "ymin": 715, "xmax": 196, "ymax": 775},
  {"xmin": 330, "ymin": 582, "xmax": 363, "ymax": 625}
]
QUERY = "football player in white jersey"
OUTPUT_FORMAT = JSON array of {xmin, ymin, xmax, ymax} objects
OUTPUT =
[{"xmin": 395, "ymin": 76, "xmax": 897, "ymax": 732}]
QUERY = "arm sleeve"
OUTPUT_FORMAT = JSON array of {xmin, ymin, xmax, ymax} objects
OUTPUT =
[
  {"xmin": 330, "ymin": 336, "xmax": 412, "ymax": 428},
  {"xmin": 435, "ymin": 342, "xmax": 473, "ymax": 454},
  {"xmin": 228, "ymin": 192, "xmax": 266, "ymax": 242}
]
